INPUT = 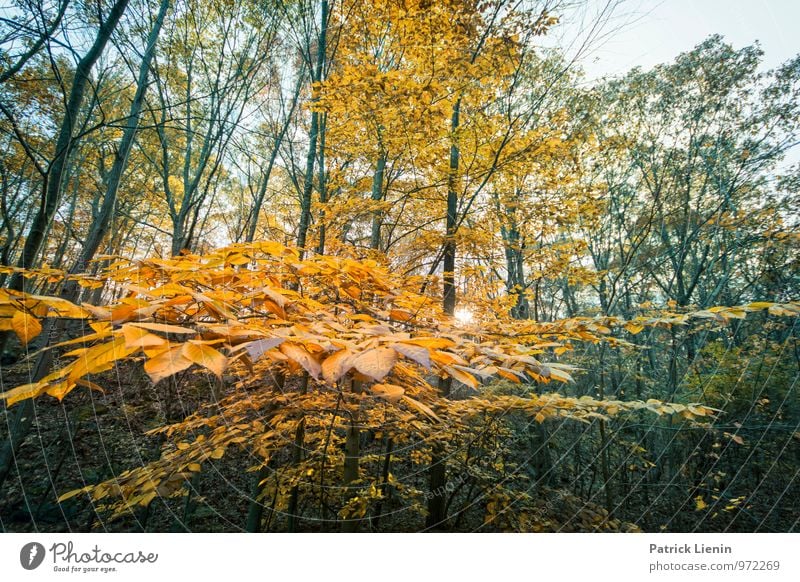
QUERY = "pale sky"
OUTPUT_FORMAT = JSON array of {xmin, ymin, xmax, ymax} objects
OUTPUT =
[{"xmin": 562, "ymin": 0, "xmax": 800, "ymax": 80}]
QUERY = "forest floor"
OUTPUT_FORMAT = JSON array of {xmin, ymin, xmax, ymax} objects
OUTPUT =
[{"xmin": 0, "ymin": 356, "xmax": 642, "ymax": 533}]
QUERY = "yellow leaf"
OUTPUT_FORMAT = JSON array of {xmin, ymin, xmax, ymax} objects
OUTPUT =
[
  {"xmin": 624, "ymin": 322, "xmax": 645, "ymax": 335},
  {"xmin": 128, "ymin": 322, "xmax": 197, "ymax": 334},
  {"xmin": 57, "ymin": 486, "xmax": 92, "ymax": 503},
  {"xmin": 0, "ymin": 382, "xmax": 47, "ymax": 406},
  {"xmin": 724, "ymin": 308, "xmax": 747, "ymax": 320},
  {"xmin": 280, "ymin": 342, "xmax": 322, "ymax": 380},
  {"xmin": 321, "ymin": 348, "xmax": 355, "ymax": 384},
  {"xmin": 90, "ymin": 322, "xmax": 112, "ymax": 334},
  {"xmin": 352, "ymin": 347, "xmax": 397, "ymax": 381},
  {"xmin": 430, "ymin": 350, "xmax": 467, "ymax": 367},
  {"xmin": 402, "ymin": 395, "xmax": 440, "ymax": 422},
  {"xmin": 233, "ymin": 337, "xmax": 285, "ymax": 361},
  {"xmin": 143, "ymin": 344, "xmax": 193, "ymax": 383},
  {"xmin": 389, "ymin": 308, "xmax": 414, "ymax": 322},
  {"xmin": 67, "ymin": 335, "xmax": 138, "ymax": 382},
  {"xmin": 390, "ymin": 342, "xmax": 431, "ymax": 369},
  {"xmin": 45, "ymin": 380, "xmax": 75, "ymax": 401},
  {"xmin": 695, "ymin": 496, "xmax": 707, "ymax": 511},
  {"xmin": 33, "ymin": 295, "xmax": 89, "ymax": 318},
  {"xmin": 182, "ymin": 341, "xmax": 227, "ymax": 377},
  {"xmin": 443, "ymin": 365, "xmax": 479, "ymax": 389},
  {"xmin": 11, "ymin": 310, "xmax": 41, "ymax": 345},
  {"xmin": 227, "ymin": 253, "xmax": 250, "ymax": 266},
  {"xmin": 371, "ymin": 383, "xmax": 405, "ymax": 403},
  {"xmin": 122, "ymin": 324, "xmax": 167, "ymax": 349},
  {"xmin": 687, "ymin": 404, "xmax": 708, "ymax": 417},
  {"xmin": 401, "ymin": 337, "xmax": 456, "ymax": 350}
]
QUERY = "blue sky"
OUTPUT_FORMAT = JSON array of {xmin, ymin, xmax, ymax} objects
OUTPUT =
[{"xmin": 565, "ymin": 0, "xmax": 800, "ymax": 79}]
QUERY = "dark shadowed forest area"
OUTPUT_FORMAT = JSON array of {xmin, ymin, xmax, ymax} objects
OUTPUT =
[{"xmin": 0, "ymin": 0, "xmax": 798, "ymax": 534}]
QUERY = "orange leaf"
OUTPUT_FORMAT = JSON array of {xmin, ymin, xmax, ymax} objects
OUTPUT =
[
  {"xmin": 401, "ymin": 337, "xmax": 456, "ymax": 349},
  {"xmin": 110, "ymin": 304, "xmax": 138, "ymax": 324},
  {"xmin": 389, "ymin": 308, "xmax": 414, "ymax": 322},
  {"xmin": 11, "ymin": 310, "xmax": 41, "ymax": 345},
  {"xmin": 352, "ymin": 347, "xmax": 397, "ymax": 381},
  {"xmin": 144, "ymin": 344, "xmax": 193, "ymax": 383},
  {"xmin": 122, "ymin": 324, "xmax": 167, "ymax": 349},
  {"xmin": 182, "ymin": 341, "xmax": 227, "ymax": 377},
  {"xmin": 444, "ymin": 365, "xmax": 479, "ymax": 389},
  {"xmin": 129, "ymin": 322, "xmax": 197, "ymax": 335},
  {"xmin": 74, "ymin": 378, "xmax": 106, "ymax": 393},
  {"xmin": 321, "ymin": 348, "xmax": 355, "ymax": 384},
  {"xmin": 0, "ymin": 382, "xmax": 47, "ymax": 406},
  {"xmin": 80, "ymin": 303, "xmax": 112, "ymax": 320},
  {"xmin": 390, "ymin": 342, "xmax": 431, "ymax": 370},
  {"xmin": 67, "ymin": 335, "xmax": 138, "ymax": 382},
  {"xmin": 371, "ymin": 383, "xmax": 405, "ymax": 403},
  {"xmin": 430, "ymin": 350, "xmax": 467, "ymax": 367},
  {"xmin": 496, "ymin": 367, "xmax": 522, "ymax": 383},
  {"xmin": 402, "ymin": 395, "xmax": 440, "ymax": 422},
  {"xmin": 280, "ymin": 343, "xmax": 322, "ymax": 380}
]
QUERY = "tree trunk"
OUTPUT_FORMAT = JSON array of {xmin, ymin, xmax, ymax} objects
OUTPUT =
[
  {"xmin": 63, "ymin": 0, "xmax": 169, "ymax": 298},
  {"xmin": 8, "ymin": 0, "xmax": 131, "ymax": 293},
  {"xmin": 296, "ymin": 0, "xmax": 328, "ymax": 258},
  {"xmin": 369, "ymin": 153, "xmax": 387, "ymax": 250},
  {"xmin": 442, "ymin": 99, "xmax": 461, "ymax": 316},
  {"xmin": 341, "ymin": 418, "xmax": 360, "ymax": 532}
]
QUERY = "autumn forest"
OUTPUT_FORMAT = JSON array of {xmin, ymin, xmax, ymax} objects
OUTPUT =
[{"xmin": 0, "ymin": 0, "xmax": 798, "ymax": 533}]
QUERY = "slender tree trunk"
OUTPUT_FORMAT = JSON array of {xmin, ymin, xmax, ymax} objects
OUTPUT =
[
  {"xmin": 369, "ymin": 153, "xmax": 387, "ymax": 250},
  {"xmin": 315, "ymin": 113, "xmax": 328, "ymax": 254},
  {"xmin": 442, "ymin": 99, "xmax": 461, "ymax": 315},
  {"xmin": 64, "ymin": 0, "xmax": 169, "ymax": 299},
  {"xmin": 341, "ymin": 417, "xmax": 360, "ymax": 532},
  {"xmin": 372, "ymin": 436, "xmax": 393, "ymax": 529},
  {"xmin": 296, "ymin": 0, "xmax": 327, "ymax": 258},
  {"xmin": 7, "ymin": 0, "xmax": 131, "ymax": 293},
  {"xmin": 427, "ymin": 102, "xmax": 460, "ymax": 527},
  {"xmin": 287, "ymin": 373, "xmax": 309, "ymax": 532}
]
